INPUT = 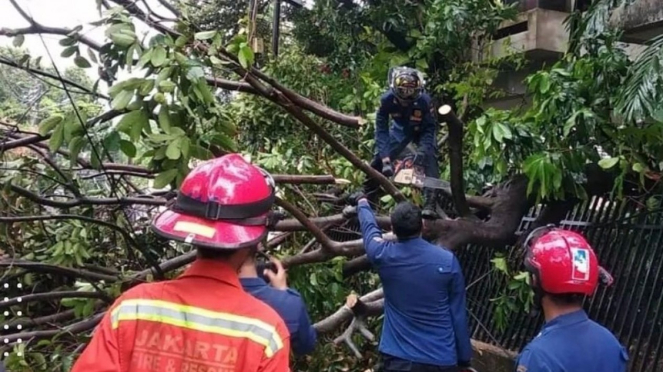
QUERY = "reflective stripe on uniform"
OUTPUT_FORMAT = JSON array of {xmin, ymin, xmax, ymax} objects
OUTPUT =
[{"xmin": 110, "ymin": 299, "xmax": 284, "ymax": 357}]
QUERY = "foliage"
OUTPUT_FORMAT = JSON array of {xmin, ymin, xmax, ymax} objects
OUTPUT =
[
  {"xmin": 0, "ymin": 46, "xmax": 102, "ymax": 126},
  {"xmin": 1, "ymin": 0, "xmax": 663, "ymax": 370}
]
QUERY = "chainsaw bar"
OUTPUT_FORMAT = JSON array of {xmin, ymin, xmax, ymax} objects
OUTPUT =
[{"xmin": 393, "ymin": 169, "xmax": 451, "ymax": 190}]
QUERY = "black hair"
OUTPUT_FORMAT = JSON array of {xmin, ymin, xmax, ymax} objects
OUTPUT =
[
  {"xmin": 196, "ymin": 247, "xmax": 237, "ymax": 260},
  {"xmin": 390, "ymin": 201, "xmax": 423, "ymax": 239},
  {"xmin": 546, "ymin": 292, "xmax": 585, "ymax": 306}
]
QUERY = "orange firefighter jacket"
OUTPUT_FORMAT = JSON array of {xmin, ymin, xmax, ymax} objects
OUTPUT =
[{"xmin": 71, "ymin": 259, "xmax": 291, "ymax": 372}]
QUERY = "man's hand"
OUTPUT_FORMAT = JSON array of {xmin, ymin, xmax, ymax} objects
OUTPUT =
[
  {"xmin": 346, "ymin": 191, "xmax": 367, "ymax": 206},
  {"xmin": 263, "ymin": 257, "xmax": 287, "ymax": 290},
  {"xmin": 414, "ymin": 150, "xmax": 426, "ymax": 167},
  {"xmin": 381, "ymin": 158, "xmax": 394, "ymax": 177}
]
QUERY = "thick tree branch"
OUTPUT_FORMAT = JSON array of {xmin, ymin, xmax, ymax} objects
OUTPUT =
[
  {"xmin": 156, "ymin": 0, "xmax": 180, "ymax": 16},
  {"xmin": 0, "ymin": 291, "xmax": 106, "ymax": 310},
  {"xmin": 0, "ymin": 214, "xmax": 144, "ymax": 255},
  {"xmin": 0, "ymin": 259, "xmax": 119, "ymax": 282},
  {"xmin": 8, "ymin": 184, "xmax": 166, "ymax": 208},
  {"xmin": 0, "ymin": 110, "xmax": 125, "ymax": 152},
  {"xmin": 2, "ymin": 312, "xmax": 104, "ymax": 344},
  {"xmin": 438, "ymin": 105, "xmax": 472, "ymax": 218},
  {"xmin": 274, "ymin": 213, "xmax": 391, "ymax": 231},
  {"xmin": 314, "ymin": 288, "xmax": 384, "ymax": 333}
]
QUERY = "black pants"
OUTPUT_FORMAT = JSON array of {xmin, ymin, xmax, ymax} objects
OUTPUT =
[{"xmin": 375, "ymin": 353, "xmax": 459, "ymax": 372}]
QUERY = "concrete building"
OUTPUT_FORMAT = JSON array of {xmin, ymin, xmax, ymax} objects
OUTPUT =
[{"xmin": 474, "ymin": 0, "xmax": 663, "ymax": 109}]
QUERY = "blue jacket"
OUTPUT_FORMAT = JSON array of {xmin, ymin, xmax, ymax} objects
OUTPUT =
[
  {"xmin": 240, "ymin": 277, "xmax": 317, "ymax": 356},
  {"xmin": 515, "ymin": 310, "xmax": 629, "ymax": 372},
  {"xmin": 357, "ymin": 200, "xmax": 472, "ymax": 366},
  {"xmin": 375, "ymin": 91, "xmax": 437, "ymax": 159}
]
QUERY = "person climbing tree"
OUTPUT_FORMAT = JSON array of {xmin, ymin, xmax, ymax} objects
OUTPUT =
[
  {"xmin": 347, "ymin": 192, "xmax": 473, "ymax": 372},
  {"xmin": 70, "ymin": 154, "xmax": 291, "ymax": 372},
  {"xmin": 515, "ymin": 225, "xmax": 629, "ymax": 372},
  {"xmin": 361, "ymin": 66, "xmax": 441, "ymax": 219}
]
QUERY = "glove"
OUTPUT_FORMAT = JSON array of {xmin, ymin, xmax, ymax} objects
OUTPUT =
[
  {"xmin": 342, "ymin": 205, "xmax": 358, "ymax": 219},
  {"xmin": 414, "ymin": 150, "xmax": 426, "ymax": 167},
  {"xmin": 345, "ymin": 191, "xmax": 367, "ymax": 207},
  {"xmin": 381, "ymin": 160, "xmax": 394, "ymax": 177}
]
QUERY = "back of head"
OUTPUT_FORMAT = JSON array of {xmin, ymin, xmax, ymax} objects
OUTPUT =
[
  {"xmin": 391, "ymin": 201, "xmax": 423, "ymax": 240},
  {"xmin": 523, "ymin": 225, "xmax": 602, "ymax": 309}
]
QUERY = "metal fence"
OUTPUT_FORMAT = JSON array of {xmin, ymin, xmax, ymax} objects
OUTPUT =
[
  {"xmin": 329, "ymin": 194, "xmax": 663, "ymax": 371},
  {"xmin": 455, "ymin": 195, "xmax": 663, "ymax": 372}
]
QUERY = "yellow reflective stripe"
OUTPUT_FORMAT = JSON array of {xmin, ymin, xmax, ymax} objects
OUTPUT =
[{"xmin": 109, "ymin": 299, "xmax": 283, "ymax": 357}]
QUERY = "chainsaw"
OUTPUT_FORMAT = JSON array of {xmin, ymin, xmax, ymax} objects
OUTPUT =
[{"xmin": 391, "ymin": 144, "xmax": 451, "ymax": 191}]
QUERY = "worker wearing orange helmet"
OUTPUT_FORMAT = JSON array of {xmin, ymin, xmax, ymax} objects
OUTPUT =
[
  {"xmin": 71, "ymin": 154, "xmax": 291, "ymax": 372},
  {"xmin": 515, "ymin": 225, "xmax": 628, "ymax": 372}
]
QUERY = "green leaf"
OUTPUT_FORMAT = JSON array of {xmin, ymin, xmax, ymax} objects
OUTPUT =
[
  {"xmin": 190, "ymin": 145, "xmax": 213, "ymax": 160},
  {"xmin": 115, "ymin": 110, "xmax": 148, "ymax": 142},
  {"xmin": 180, "ymin": 138, "xmax": 190, "ymax": 158},
  {"xmin": 153, "ymin": 169, "xmax": 178, "ymax": 189},
  {"xmin": 158, "ymin": 105, "xmax": 172, "ymax": 132},
  {"xmin": 38, "ymin": 115, "xmax": 64, "ymax": 136},
  {"xmin": 158, "ymin": 80, "xmax": 176, "ymax": 93},
  {"xmin": 59, "ymin": 37, "xmax": 76, "ymax": 46},
  {"xmin": 90, "ymin": 151, "xmax": 102, "ymax": 169},
  {"xmin": 74, "ymin": 55, "xmax": 91, "ymax": 68},
  {"xmin": 490, "ymin": 256, "xmax": 509, "ymax": 274},
  {"xmin": 49, "ymin": 124, "xmax": 65, "ymax": 152},
  {"xmin": 237, "ymin": 45, "xmax": 254, "ymax": 69},
  {"xmin": 211, "ymin": 133, "xmax": 236, "ymax": 151},
  {"xmin": 166, "ymin": 138, "xmax": 182, "ymax": 160},
  {"xmin": 138, "ymin": 79, "xmax": 155, "ymax": 96},
  {"xmin": 598, "ymin": 157, "xmax": 620, "ymax": 169},
  {"xmin": 87, "ymin": 48, "xmax": 98, "ymax": 63},
  {"xmin": 119, "ymin": 140, "xmax": 137, "ymax": 158},
  {"xmin": 103, "ymin": 131, "xmax": 121, "ymax": 152},
  {"xmin": 175, "ymin": 35, "xmax": 189, "ymax": 47},
  {"xmin": 111, "ymin": 90, "xmax": 134, "ymax": 110},
  {"xmin": 13, "ymin": 34, "xmax": 25, "ymax": 47},
  {"xmin": 185, "ymin": 66, "xmax": 205, "ymax": 82},
  {"xmin": 109, "ymin": 30, "xmax": 136, "ymax": 47},
  {"xmin": 632, "ymin": 163, "xmax": 645, "ymax": 173},
  {"xmin": 194, "ymin": 31, "xmax": 217, "ymax": 40},
  {"xmin": 61, "ymin": 46, "xmax": 78, "ymax": 58},
  {"xmin": 68, "ymin": 136, "xmax": 86, "ymax": 166},
  {"xmin": 151, "ymin": 46, "xmax": 167, "ymax": 67}
]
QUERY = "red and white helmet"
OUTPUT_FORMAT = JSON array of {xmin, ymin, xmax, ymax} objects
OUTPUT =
[
  {"xmin": 151, "ymin": 154, "xmax": 277, "ymax": 250},
  {"xmin": 523, "ymin": 225, "xmax": 604, "ymax": 296}
]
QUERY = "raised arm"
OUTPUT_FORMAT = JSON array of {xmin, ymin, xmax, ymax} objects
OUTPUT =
[{"xmin": 357, "ymin": 199, "xmax": 387, "ymax": 263}]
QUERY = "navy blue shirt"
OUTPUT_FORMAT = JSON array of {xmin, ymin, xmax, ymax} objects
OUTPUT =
[
  {"xmin": 515, "ymin": 310, "xmax": 629, "ymax": 372},
  {"xmin": 240, "ymin": 277, "xmax": 317, "ymax": 356},
  {"xmin": 375, "ymin": 91, "xmax": 436, "ymax": 159},
  {"xmin": 357, "ymin": 200, "xmax": 472, "ymax": 366}
]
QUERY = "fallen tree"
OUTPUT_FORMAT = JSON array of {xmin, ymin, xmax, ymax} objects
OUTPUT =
[{"xmin": 0, "ymin": 0, "xmax": 661, "ymax": 369}]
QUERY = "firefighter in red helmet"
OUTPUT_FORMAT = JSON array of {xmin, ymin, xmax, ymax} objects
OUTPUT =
[
  {"xmin": 71, "ymin": 154, "xmax": 291, "ymax": 372},
  {"xmin": 515, "ymin": 225, "xmax": 628, "ymax": 372}
]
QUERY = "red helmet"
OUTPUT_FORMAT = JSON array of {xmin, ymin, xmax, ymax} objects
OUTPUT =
[
  {"xmin": 524, "ymin": 225, "xmax": 599, "ymax": 296},
  {"xmin": 151, "ymin": 154, "xmax": 277, "ymax": 250}
]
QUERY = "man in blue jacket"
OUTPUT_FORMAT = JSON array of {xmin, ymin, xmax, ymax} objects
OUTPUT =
[
  {"xmin": 239, "ymin": 251, "xmax": 317, "ymax": 356},
  {"xmin": 348, "ymin": 193, "xmax": 473, "ymax": 372},
  {"xmin": 361, "ymin": 66, "xmax": 441, "ymax": 219},
  {"xmin": 515, "ymin": 225, "xmax": 628, "ymax": 372}
]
